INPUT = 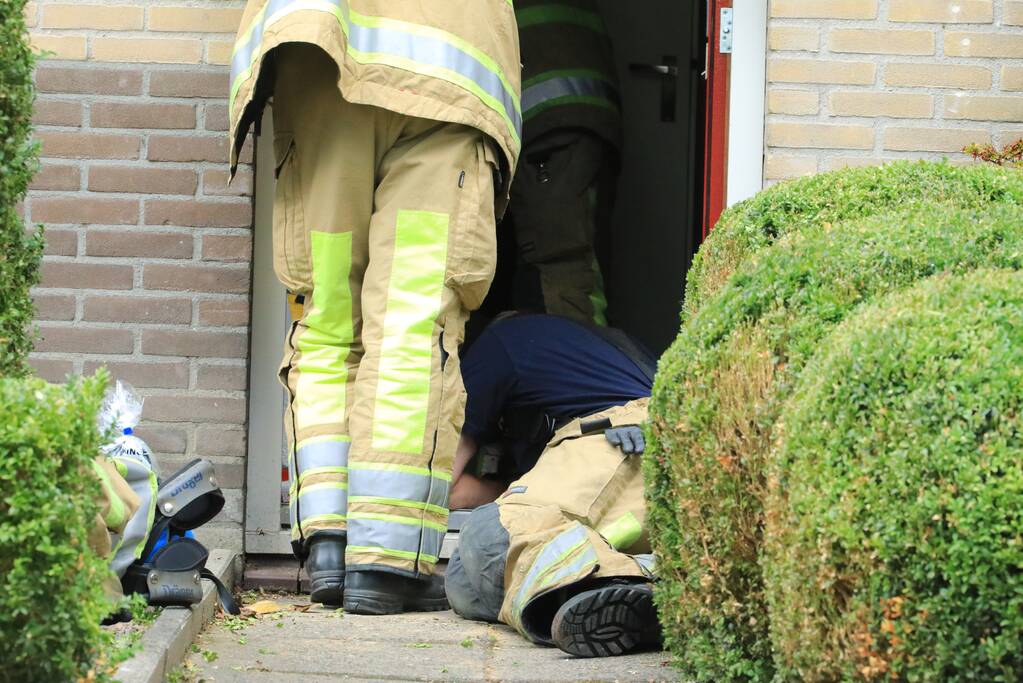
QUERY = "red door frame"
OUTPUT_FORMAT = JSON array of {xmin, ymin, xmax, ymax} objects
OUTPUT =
[{"xmin": 702, "ymin": 0, "xmax": 731, "ymax": 238}]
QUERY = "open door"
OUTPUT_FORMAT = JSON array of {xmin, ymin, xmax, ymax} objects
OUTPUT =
[{"xmin": 703, "ymin": 0, "xmax": 732, "ymax": 237}]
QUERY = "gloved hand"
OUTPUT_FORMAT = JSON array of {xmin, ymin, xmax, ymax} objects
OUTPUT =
[{"xmin": 605, "ymin": 425, "xmax": 645, "ymax": 455}]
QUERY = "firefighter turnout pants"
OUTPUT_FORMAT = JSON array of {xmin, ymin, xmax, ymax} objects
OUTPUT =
[
  {"xmin": 446, "ymin": 399, "xmax": 653, "ymax": 644},
  {"xmin": 89, "ymin": 457, "xmax": 142, "ymax": 602},
  {"xmin": 273, "ymin": 44, "xmax": 498, "ymax": 578},
  {"xmin": 510, "ymin": 129, "xmax": 616, "ymax": 327}
]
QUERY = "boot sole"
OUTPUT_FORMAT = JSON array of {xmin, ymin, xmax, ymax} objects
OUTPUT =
[
  {"xmin": 551, "ymin": 585, "xmax": 661, "ymax": 658},
  {"xmin": 343, "ymin": 589, "xmax": 449, "ymax": 616},
  {"xmin": 309, "ymin": 572, "xmax": 344, "ymax": 606}
]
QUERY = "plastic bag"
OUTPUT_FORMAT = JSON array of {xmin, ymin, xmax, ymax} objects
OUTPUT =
[{"xmin": 99, "ymin": 380, "xmax": 156, "ymax": 475}]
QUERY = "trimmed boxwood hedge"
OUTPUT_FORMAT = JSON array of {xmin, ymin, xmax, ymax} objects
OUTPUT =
[
  {"xmin": 646, "ymin": 202, "xmax": 1023, "ymax": 681},
  {"xmin": 0, "ymin": 0, "xmax": 42, "ymax": 377},
  {"xmin": 765, "ymin": 269, "xmax": 1023, "ymax": 681},
  {"xmin": 682, "ymin": 161, "xmax": 1023, "ymax": 324},
  {"xmin": 0, "ymin": 374, "xmax": 112, "ymax": 682}
]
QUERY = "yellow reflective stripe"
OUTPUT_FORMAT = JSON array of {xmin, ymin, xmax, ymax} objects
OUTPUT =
[
  {"xmin": 349, "ymin": 511, "xmax": 447, "ymax": 533},
  {"xmin": 370, "ymin": 210, "xmax": 448, "ymax": 454},
  {"xmin": 598, "ymin": 511, "xmax": 642, "ymax": 550},
  {"xmin": 134, "ymin": 468, "xmax": 158, "ymax": 560},
  {"xmin": 348, "ymin": 545, "xmax": 438, "ymax": 564},
  {"xmin": 301, "ymin": 513, "xmax": 347, "ymax": 525},
  {"xmin": 589, "ymin": 255, "xmax": 608, "ymax": 327},
  {"xmin": 348, "ymin": 461, "xmax": 452, "ymax": 482},
  {"xmin": 298, "ymin": 481, "xmax": 348, "ymax": 496},
  {"xmin": 515, "ymin": 4, "xmax": 606, "ymax": 32},
  {"xmin": 296, "ymin": 434, "xmax": 352, "ymax": 451},
  {"xmin": 91, "ymin": 460, "xmax": 129, "ymax": 530},
  {"xmin": 298, "ymin": 466, "xmax": 348, "ymax": 484},
  {"xmin": 348, "ymin": 495, "xmax": 448, "ymax": 516},
  {"xmin": 295, "ymin": 231, "xmax": 355, "ymax": 432}
]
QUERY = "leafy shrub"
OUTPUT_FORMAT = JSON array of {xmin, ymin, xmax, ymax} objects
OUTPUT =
[
  {"xmin": 646, "ymin": 203, "xmax": 1023, "ymax": 681},
  {"xmin": 683, "ymin": 161, "xmax": 1023, "ymax": 324},
  {"xmin": 765, "ymin": 269, "xmax": 1023, "ymax": 681},
  {"xmin": 0, "ymin": 0, "xmax": 42, "ymax": 377},
  {"xmin": 0, "ymin": 374, "xmax": 112, "ymax": 683}
]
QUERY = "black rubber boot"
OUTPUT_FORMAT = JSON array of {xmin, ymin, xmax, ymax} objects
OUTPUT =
[
  {"xmin": 550, "ymin": 581, "xmax": 662, "ymax": 658},
  {"xmin": 305, "ymin": 533, "xmax": 346, "ymax": 606},
  {"xmin": 342, "ymin": 570, "xmax": 449, "ymax": 615}
]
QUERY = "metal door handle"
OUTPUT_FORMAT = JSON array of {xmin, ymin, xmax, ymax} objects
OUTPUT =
[
  {"xmin": 628, "ymin": 56, "xmax": 679, "ymax": 122},
  {"xmin": 628, "ymin": 63, "xmax": 679, "ymax": 77}
]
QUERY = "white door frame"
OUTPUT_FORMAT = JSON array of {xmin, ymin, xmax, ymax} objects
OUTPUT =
[{"xmin": 725, "ymin": 0, "xmax": 769, "ymax": 206}]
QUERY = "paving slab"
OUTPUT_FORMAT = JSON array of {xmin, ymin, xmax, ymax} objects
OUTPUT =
[{"xmin": 180, "ymin": 593, "xmax": 673, "ymax": 682}]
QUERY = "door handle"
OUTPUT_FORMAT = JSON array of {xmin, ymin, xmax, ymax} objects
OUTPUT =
[{"xmin": 628, "ymin": 56, "xmax": 679, "ymax": 122}]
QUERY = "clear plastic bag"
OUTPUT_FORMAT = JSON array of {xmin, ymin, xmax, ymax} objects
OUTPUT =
[{"xmin": 98, "ymin": 380, "xmax": 157, "ymax": 475}]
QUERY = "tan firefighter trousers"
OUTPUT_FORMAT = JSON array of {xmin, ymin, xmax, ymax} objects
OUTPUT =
[
  {"xmin": 89, "ymin": 456, "xmax": 142, "ymax": 602},
  {"xmin": 273, "ymin": 44, "xmax": 499, "ymax": 578},
  {"xmin": 447, "ymin": 399, "xmax": 652, "ymax": 643}
]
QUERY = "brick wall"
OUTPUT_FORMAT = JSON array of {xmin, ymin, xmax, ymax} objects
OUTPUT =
[
  {"xmin": 25, "ymin": 1, "xmax": 252, "ymax": 551},
  {"xmin": 766, "ymin": 0, "xmax": 1023, "ymax": 181}
]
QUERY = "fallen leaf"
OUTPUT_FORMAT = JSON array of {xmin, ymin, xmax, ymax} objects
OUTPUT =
[{"xmin": 245, "ymin": 600, "xmax": 286, "ymax": 615}]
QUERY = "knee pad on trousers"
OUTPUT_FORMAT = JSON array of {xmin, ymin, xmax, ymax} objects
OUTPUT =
[{"xmin": 445, "ymin": 503, "xmax": 508, "ymax": 621}]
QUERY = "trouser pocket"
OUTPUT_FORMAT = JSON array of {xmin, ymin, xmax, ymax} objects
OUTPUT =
[
  {"xmin": 445, "ymin": 138, "xmax": 499, "ymax": 311},
  {"xmin": 272, "ymin": 133, "xmax": 312, "ymax": 291}
]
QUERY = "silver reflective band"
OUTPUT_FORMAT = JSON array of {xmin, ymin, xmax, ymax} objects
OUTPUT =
[
  {"xmin": 348, "ymin": 518, "xmax": 445, "ymax": 559},
  {"xmin": 297, "ymin": 485, "xmax": 348, "ymax": 521},
  {"xmin": 535, "ymin": 543, "xmax": 598, "ymax": 593},
  {"xmin": 522, "ymin": 75, "xmax": 619, "ymax": 116},
  {"xmin": 348, "ymin": 466, "xmax": 450, "ymax": 508},
  {"xmin": 295, "ymin": 439, "xmax": 350, "ymax": 473},
  {"xmin": 231, "ymin": 0, "xmax": 521, "ymax": 139},
  {"xmin": 513, "ymin": 524, "xmax": 589, "ymax": 612}
]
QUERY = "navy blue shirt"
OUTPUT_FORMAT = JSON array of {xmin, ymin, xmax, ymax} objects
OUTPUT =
[{"xmin": 460, "ymin": 315, "xmax": 652, "ymax": 450}]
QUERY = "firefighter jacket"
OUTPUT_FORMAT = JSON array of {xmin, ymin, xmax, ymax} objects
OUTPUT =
[{"xmin": 228, "ymin": 0, "xmax": 522, "ymax": 212}]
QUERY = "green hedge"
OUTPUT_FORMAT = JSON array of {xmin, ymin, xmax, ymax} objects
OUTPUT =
[
  {"xmin": 682, "ymin": 161, "xmax": 1023, "ymax": 324},
  {"xmin": 646, "ymin": 202, "xmax": 1023, "ymax": 681},
  {"xmin": 0, "ymin": 0, "xmax": 42, "ymax": 378},
  {"xmin": 765, "ymin": 269, "xmax": 1023, "ymax": 681},
  {"xmin": 0, "ymin": 375, "xmax": 112, "ymax": 683}
]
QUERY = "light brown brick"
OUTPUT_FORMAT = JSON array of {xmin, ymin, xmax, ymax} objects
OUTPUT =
[
  {"xmin": 38, "ymin": 131, "xmax": 140, "ymax": 160},
  {"xmin": 86, "ymin": 229, "xmax": 192, "ymax": 259},
  {"xmin": 194, "ymin": 425, "xmax": 247, "ymax": 456},
  {"xmin": 40, "ymin": 261, "xmax": 133, "ymax": 290},
  {"xmin": 33, "ymin": 99, "xmax": 82, "ymax": 127},
  {"xmin": 768, "ymin": 59, "xmax": 876, "ymax": 85},
  {"xmin": 29, "ymin": 357, "xmax": 74, "ymax": 383},
  {"xmin": 945, "ymin": 95, "xmax": 1023, "ymax": 122},
  {"xmin": 1003, "ymin": 66, "xmax": 1023, "ymax": 92},
  {"xmin": 133, "ymin": 425, "xmax": 188, "ymax": 453},
  {"xmin": 822, "ymin": 156, "xmax": 889, "ymax": 171},
  {"xmin": 885, "ymin": 62, "xmax": 992, "ymax": 89},
  {"xmin": 143, "ymin": 395, "xmax": 247, "ymax": 423},
  {"xmin": 768, "ymin": 89, "xmax": 820, "ymax": 115},
  {"xmin": 202, "ymin": 234, "xmax": 252, "ymax": 262},
  {"xmin": 150, "ymin": 70, "xmax": 230, "ymax": 98},
  {"xmin": 206, "ymin": 41, "xmax": 233, "ymax": 66},
  {"xmin": 36, "ymin": 67, "xmax": 143, "ymax": 95},
  {"xmin": 996, "ymin": 129, "xmax": 1023, "ymax": 147},
  {"xmin": 769, "ymin": 26, "xmax": 819, "ymax": 51},
  {"xmin": 92, "ymin": 37, "xmax": 202, "ymax": 64},
  {"xmin": 198, "ymin": 298, "xmax": 249, "ymax": 327},
  {"xmin": 83, "ymin": 360, "xmax": 189, "ymax": 389},
  {"xmin": 829, "ymin": 91, "xmax": 933, "ymax": 118},
  {"xmin": 883, "ymin": 127, "xmax": 990, "ymax": 152},
  {"xmin": 24, "ymin": 2, "xmax": 38, "ymax": 28},
  {"xmin": 829, "ymin": 28, "xmax": 934, "ymax": 55},
  {"xmin": 31, "ymin": 35, "xmax": 87, "ymax": 60},
  {"xmin": 149, "ymin": 6, "xmax": 244, "ymax": 33},
  {"xmin": 141, "ymin": 329, "xmax": 247, "ymax": 359},
  {"xmin": 771, "ymin": 0, "xmax": 877, "ymax": 19},
  {"xmin": 145, "ymin": 199, "xmax": 252, "ymax": 228},
  {"xmin": 946, "ymin": 32, "xmax": 1023, "ymax": 58},
  {"xmin": 144, "ymin": 263, "xmax": 250, "ymax": 294},
  {"xmin": 889, "ymin": 0, "xmax": 993, "ymax": 23},
  {"xmin": 42, "ymin": 4, "xmax": 143, "ymax": 30},
  {"xmin": 35, "ymin": 325, "xmax": 133, "ymax": 354},
  {"xmin": 197, "ymin": 363, "xmax": 247, "ymax": 391},
  {"xmin": 148, "ymin": 134, "xmax": 228, "ymax": 163},
  {"xmin": 33, "ymin": 293, "xmax": 76, "ymax": 321},
  {"xmin": 203, "ymin": 104, "xmax": 229, "ymax": 132},
  {"xmin": 89, "ymin": 166, "xmax": 197, "ymax": 195},
  {"xmin": 91, "ymin": 102, "xmax": 196, "ymax": 130},
  {"xmin": 83, "ymin": 295, "xmax": 192, "ymax": 324},
  {"xmin": 765, "ymin": 155, "xmax": 818, "ymax": 179},
  {"xmin": 1007, "ymin": 1, "xmax": 1023, "ymax": 25},
  {"xmin": 41, "ymin": 229, "xmax": 77, "ymax": 256},
  {"xmin": 767, "ymin": 122, "xmax": 875, "ymax": 149},
  {"xmin": 33, "ymin": 197, "xmax": 138, "ymax": 225},
  {"xmin": 202, "ymin": 169, "xmax": 252, "ymax": 197},
  {"xmin": 30, "ymin": 164, "xmax": 80, "ymax": 191}
]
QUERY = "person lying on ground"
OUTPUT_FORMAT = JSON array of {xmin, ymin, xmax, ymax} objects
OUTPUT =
[{"xmin": 445, "ymin": 313, "xmax": 661, "ymax": 657}]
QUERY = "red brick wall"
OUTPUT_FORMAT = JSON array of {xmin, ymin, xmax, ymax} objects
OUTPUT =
[{"xmin": 26, "ymin": 2, "xmax": 252, "ymax": 551}]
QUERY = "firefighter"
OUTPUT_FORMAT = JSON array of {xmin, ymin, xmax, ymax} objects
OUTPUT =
[
  {"xmin": 445, "ymin": 314, "xmax": 661, "ymax": 657},
  {"xmin": 227, "ymin": 1, "xmax": 521, "ymax": 613},
  {"xmin": 509, "ymin": 0, "xmax": 621, "ymax": 326}
]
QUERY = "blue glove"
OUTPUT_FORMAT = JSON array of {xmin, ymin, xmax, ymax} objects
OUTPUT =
[{"xmin": 604, "ymin": 425, "xmax": 645, "ymax": 455}]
